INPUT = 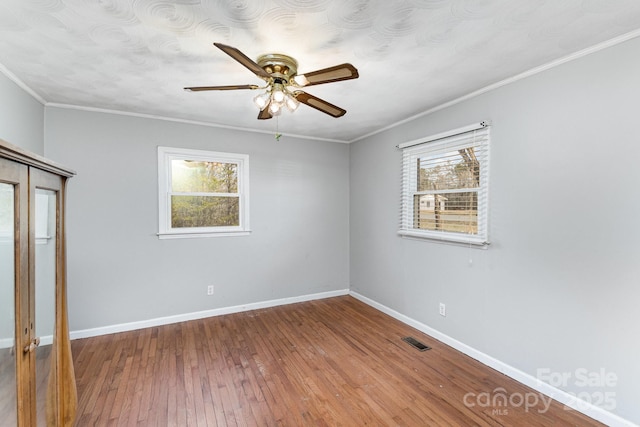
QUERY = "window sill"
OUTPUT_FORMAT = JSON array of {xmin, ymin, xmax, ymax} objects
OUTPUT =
[
  {"xmin": 397, "ymin": 230, "xmax": 489, "ymax": 248},
  {"xmin": 157, "ymin": 230, "xmax": 251, "ymax": 240}
]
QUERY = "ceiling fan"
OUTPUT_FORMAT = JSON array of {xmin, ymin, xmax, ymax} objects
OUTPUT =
[{"xmin": 184, "ymin": 43, "xmax": 359, "ymax": 120}]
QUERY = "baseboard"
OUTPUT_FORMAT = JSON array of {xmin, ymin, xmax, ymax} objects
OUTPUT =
[
  {"xmin": 349, "ymin": 291, "xmax": 637, "ymax": 427},
  {"xmin": 70, "ymin": 289, "xmax": 349, "ymax": 341}
]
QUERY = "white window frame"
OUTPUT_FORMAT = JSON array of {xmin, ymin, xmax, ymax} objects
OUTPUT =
[
  {"xmin": 398, "ymin": 122, "xmax": 490, "ymax": 246},
  {"xmin": 157, "ymin": 146, "xmax": 250, "ymax": 239}
]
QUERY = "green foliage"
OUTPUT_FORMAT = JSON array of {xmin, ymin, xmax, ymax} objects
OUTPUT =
[
  {"xmin": 171, "ymin": 196, "xmax": 239, "ymax": 228},
  {"xmin": 170, "ymin": 160, "xmax": 240, "ymax": 228}
]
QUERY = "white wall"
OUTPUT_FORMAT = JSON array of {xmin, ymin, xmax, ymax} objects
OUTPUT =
[
  {"xmin": 44, "ymin": 108, "xmax": 350, "ymax": 331},
  {"xmin": 0, "ymin": 71, "xmax": 44, "ymax": 154},
  {"xmin": 350, "ymin": 37, "xmax": 640, "ymax": 424}
]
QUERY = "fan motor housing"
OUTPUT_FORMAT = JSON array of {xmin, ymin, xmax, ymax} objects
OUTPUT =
[{"xmin": 257, "ymin": 53, "xmax": 298, "ymax": 82}]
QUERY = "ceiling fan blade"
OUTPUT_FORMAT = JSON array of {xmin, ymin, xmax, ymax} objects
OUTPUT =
[
  {"xmin": 296, "ymin": 63, "xmax": 359, "ymax": 87},
  {"xmin": 294, "ymin": 92, "xmax": 346, "ymax": 118},
  {"xmin": 257, "ymin": 106, "xmax": 273, "ymax": 120},
  {"xmin": 184, "ymin": 84, "xmax": 260, "ymax": 91},
  {"xmin": 213, "ymin": 42, "xmax": 272, "ymax": 80}
]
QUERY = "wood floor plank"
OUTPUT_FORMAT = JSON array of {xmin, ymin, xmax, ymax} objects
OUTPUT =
[{"xmin": 71, "ymin": 296, "xmax": 605, "ymax": 426}]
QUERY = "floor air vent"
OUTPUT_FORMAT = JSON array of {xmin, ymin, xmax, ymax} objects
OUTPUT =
[{"xmin": 402, "ymin": 336, "xmax": 431, "ymax": 352}]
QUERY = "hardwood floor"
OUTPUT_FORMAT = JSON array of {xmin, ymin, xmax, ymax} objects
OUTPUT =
[
  {"xmin": 1, "ymin": 344, "xmax": 53, "ymax": 425},
  {"xmin": 0, "ymin": 347, "xmax": 18, "ymax": 425},
  {"xmin": 71, "ymin": 296, "xmax": 603, "ymax": 426}
]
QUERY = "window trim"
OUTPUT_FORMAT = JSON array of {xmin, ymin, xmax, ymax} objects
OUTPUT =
[
  {"xmin": 398, "ymin": 122, "xmax": 490, "ymax": 247},
  {"xmin": 157, "ymin": 146, "xmax": 250, "ymax": 239}
]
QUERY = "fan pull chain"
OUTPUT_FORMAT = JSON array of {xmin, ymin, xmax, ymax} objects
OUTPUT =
[{"xmin": 275, "ymin": 116, "xmax": 282, "ymax": 141}]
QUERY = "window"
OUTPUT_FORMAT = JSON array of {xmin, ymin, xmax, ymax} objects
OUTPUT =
[
  {"xmin": 398, "ymin": 122, "xmax": 490, "ymax": 246},
  {"xmin": 158, "ymin": 147, "xmax": 250, "ymax": 239}
]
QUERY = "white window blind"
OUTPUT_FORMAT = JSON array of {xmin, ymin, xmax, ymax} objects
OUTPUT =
[{"xmin": 398, "ymin": 122, "xmax": 490, "ymax": 246}]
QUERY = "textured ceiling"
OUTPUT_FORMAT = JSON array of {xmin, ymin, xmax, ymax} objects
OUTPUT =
[{"xmin": 1, "ymin": 0, "xmax": 640, "ymax": 142}]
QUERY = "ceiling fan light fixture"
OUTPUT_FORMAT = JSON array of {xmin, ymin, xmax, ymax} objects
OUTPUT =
[{"xmin": 186, "ymin": 43, "xmax": 359, "ymax": 120}]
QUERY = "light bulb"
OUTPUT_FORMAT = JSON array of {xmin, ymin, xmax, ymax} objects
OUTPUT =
[
  {"xmin": 269, "ymin": 102, "xmax": 281, "ymax": 115},
  {"xmin": 272, "ymin": 87, "xmax": 285, "ymax": 103}
]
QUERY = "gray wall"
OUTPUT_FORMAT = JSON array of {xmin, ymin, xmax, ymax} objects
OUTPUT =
[
  {"xmin": 350, "ymin": 37, "xmax": 640, "ymax": 423},
  {"xmin": 44, "ymin": 108, "xmax": 350, "ymax": 331},
  {"xmin": 0, "ymin": 72, "xmax": 44, "ymax": 154}
]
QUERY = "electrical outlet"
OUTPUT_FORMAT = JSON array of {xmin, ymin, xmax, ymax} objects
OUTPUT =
[
  {"xmin": 439, "ymin": 303, "xmax": 446, "ymax": 317},
  {"xmin": 207, "ymin": 285, "xmax": 214, "ymax": 295}
]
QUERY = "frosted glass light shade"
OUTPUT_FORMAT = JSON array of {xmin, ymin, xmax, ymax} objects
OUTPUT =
[{"xmin": 253, "ymin": 92, "xmax": 270, "ymax": 109}]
